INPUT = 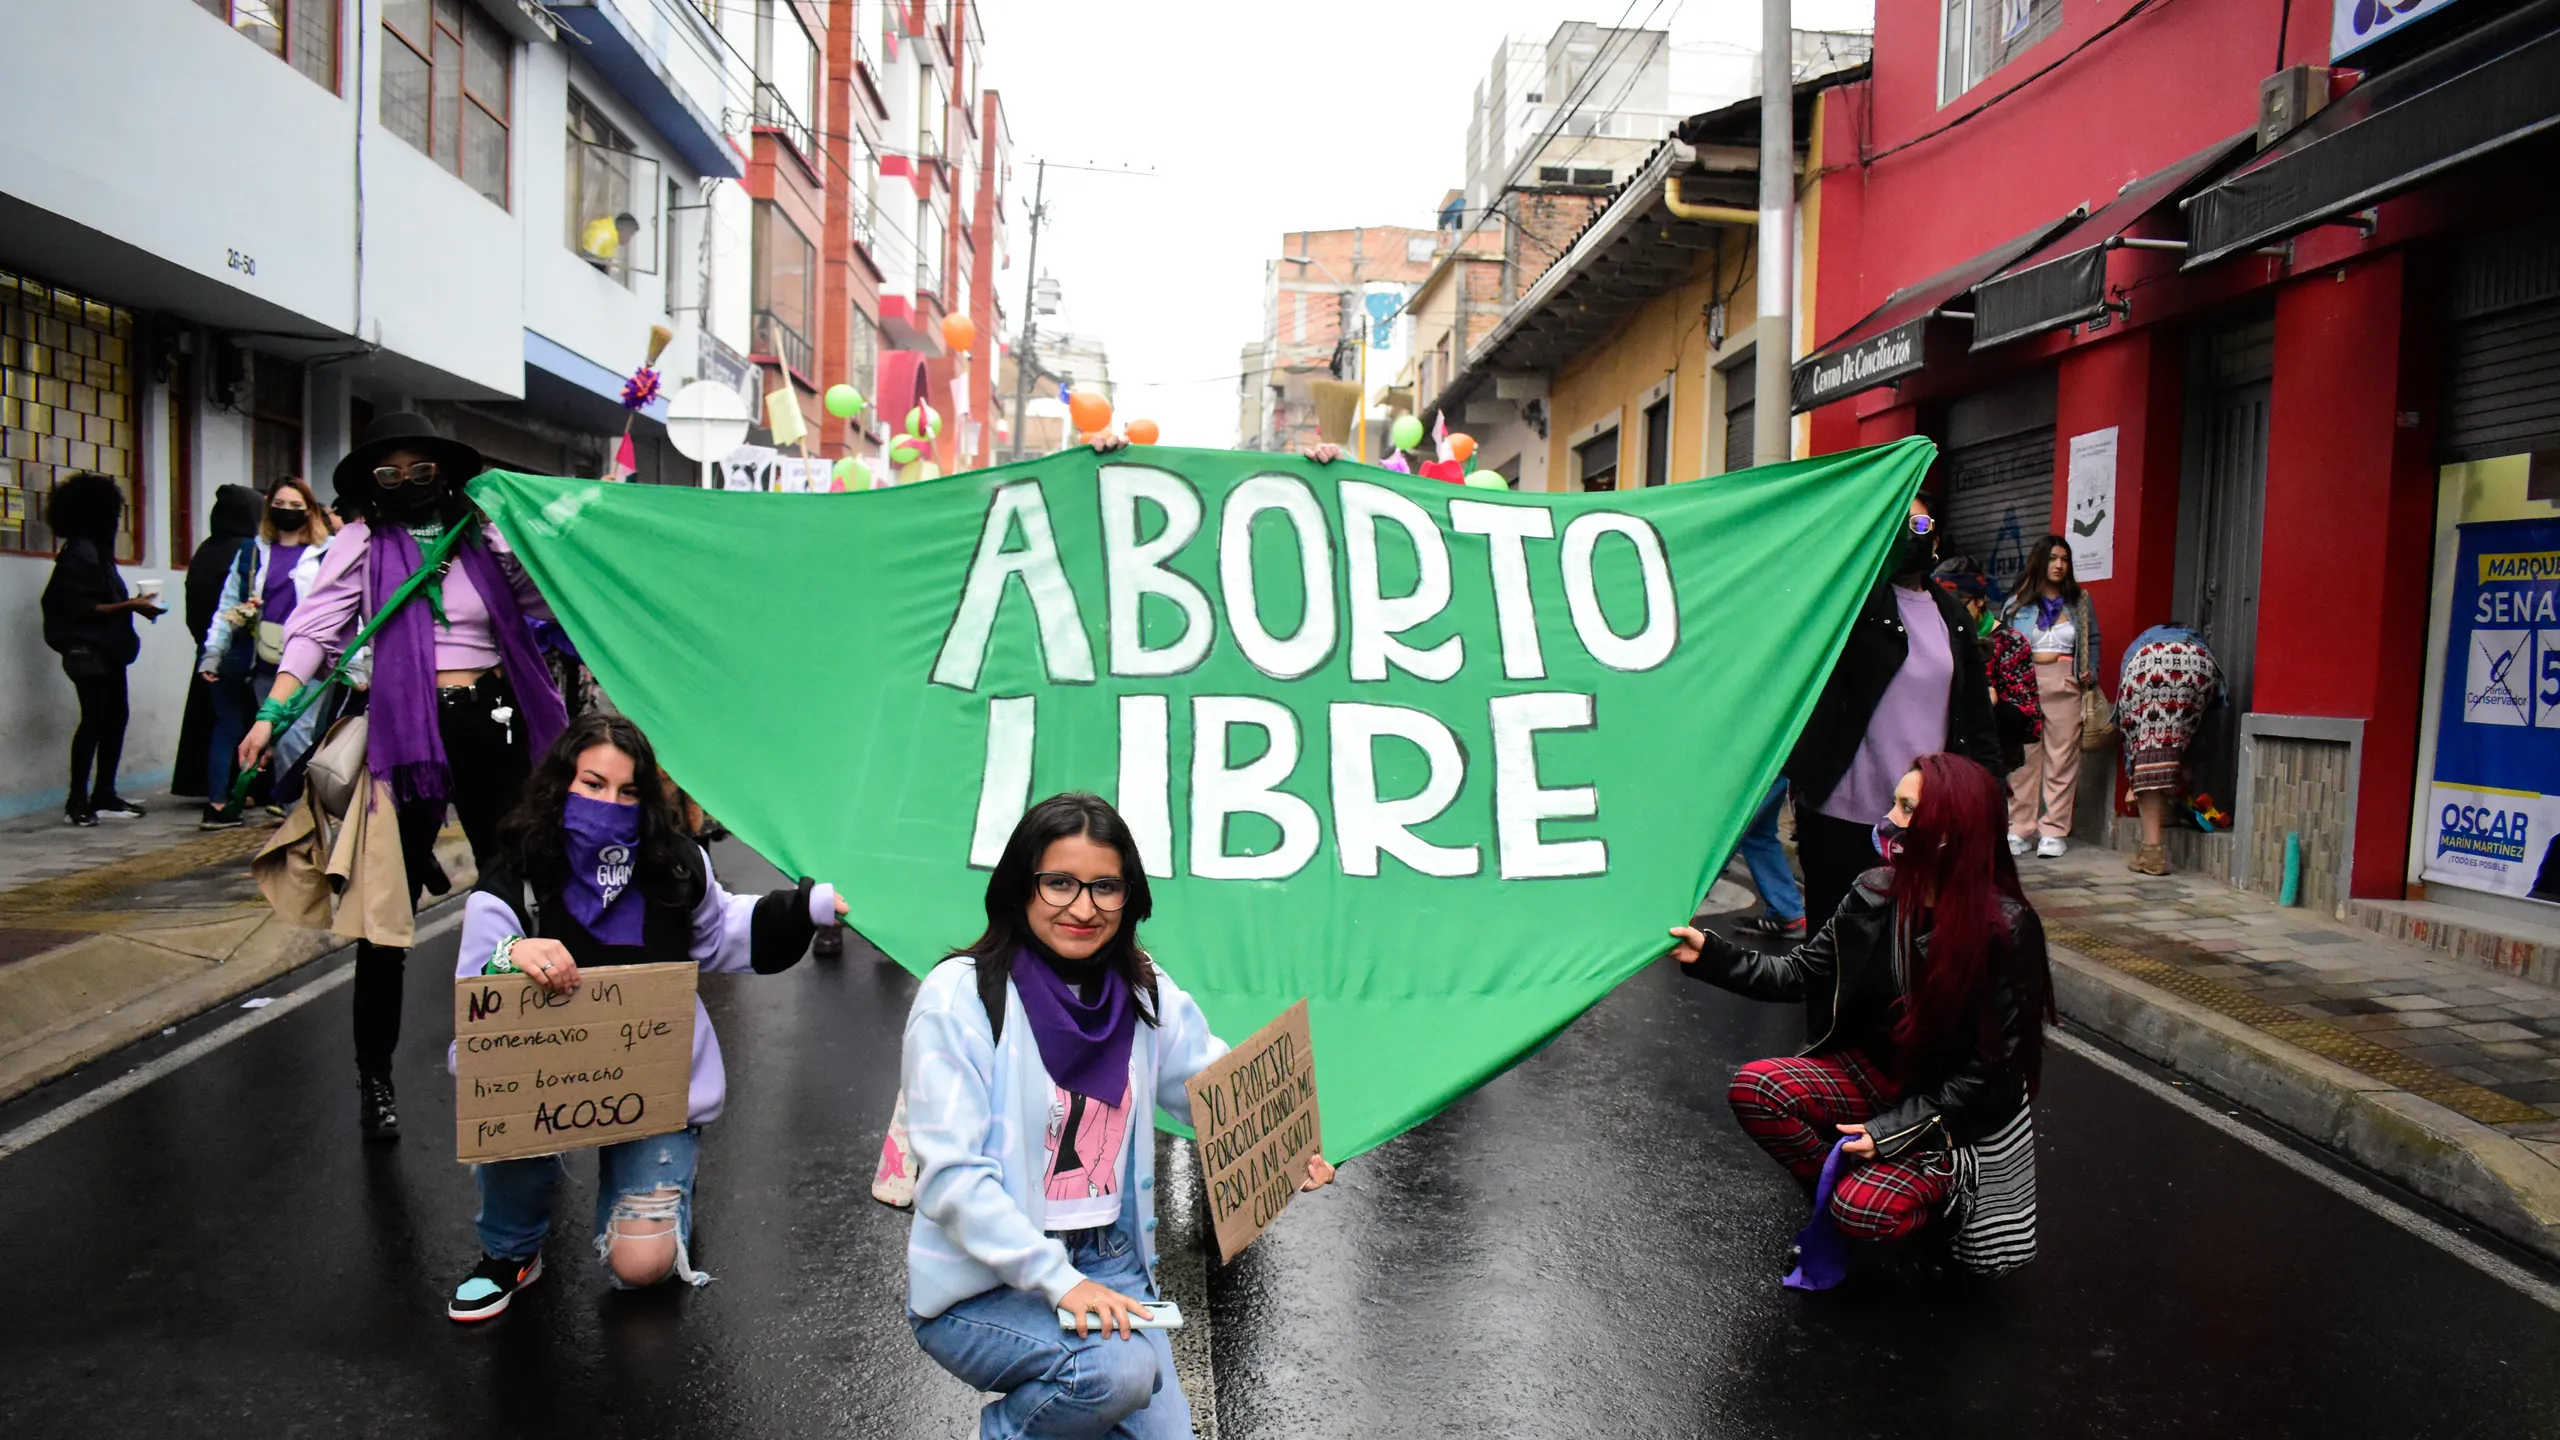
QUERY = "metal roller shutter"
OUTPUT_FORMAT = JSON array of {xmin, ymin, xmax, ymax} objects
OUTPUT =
[
  {"xmin": 2442, "ymin": 218, "xmax": 2560, "ymax": 463},
  {"xmin": 1939, "ymin": 428, "xmax": 2055, "ymax": 600}
]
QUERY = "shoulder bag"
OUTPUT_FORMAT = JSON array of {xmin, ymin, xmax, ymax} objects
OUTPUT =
[{"xmin": 2079, "ymin": 683, "xmax": 2119, "ymax": 752}]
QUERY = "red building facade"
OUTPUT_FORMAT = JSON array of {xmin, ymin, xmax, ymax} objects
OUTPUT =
[{"xmin": 1797, "ymin": 0, "xmax": 2560, "ymax": 929}]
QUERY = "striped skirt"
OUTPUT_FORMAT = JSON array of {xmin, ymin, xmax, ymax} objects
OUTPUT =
[{"xmin": 1949, "ymin": 1106, "xmax": 2037, "ymax": 1276}]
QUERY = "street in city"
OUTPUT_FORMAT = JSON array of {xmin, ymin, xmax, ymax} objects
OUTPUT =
[{"xmin": 2, "ymin": 838, "xmax": 2556, "ymax": 1439}]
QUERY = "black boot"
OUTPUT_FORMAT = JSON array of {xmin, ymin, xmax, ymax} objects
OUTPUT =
[
  {"xmin": 359, "ymin": 1073, "xmax": 401, "ymax": 1142},
  {"xmin": 812, "ymin": 925, "xmax": 844, "ymax": 961}
]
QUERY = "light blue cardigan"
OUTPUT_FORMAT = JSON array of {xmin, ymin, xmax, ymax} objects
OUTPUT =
[{"xmin": 901, "ymin": 954, "xmax": 1227, "ymax": 1320}]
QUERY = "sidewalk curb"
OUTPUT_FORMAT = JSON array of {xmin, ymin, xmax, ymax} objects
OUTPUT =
[
  {"xmin": 1152, "ymin": 1130, "xmax": 1219, "ymax": 1439},
  {"xmin": 2051, "ymin": 943, "xmax": 2560, "ymax": 1264},
  {"xmin": 0, "ymin": 919, "xmax": 344, "ymax": 1107}
]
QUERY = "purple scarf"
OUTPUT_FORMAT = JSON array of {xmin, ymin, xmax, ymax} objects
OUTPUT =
[
  {"xmin": 1782, "ymin": 1139, "xmax": 1857, "ymax": 1292},
  {"xmin": 1010, "ymin": 946, "xmax": 1136, "ymax": 1106},
  {"xmin": 2036, "ymin": 593, "xmax": 2068, "ymax": 631},
  {"xmin": 560, "ymin": 795, "xmax": 644, "ymax": 945},
  {"xmin": 363, "ymin": 522, "xmax": 567, "ymax": 804}
]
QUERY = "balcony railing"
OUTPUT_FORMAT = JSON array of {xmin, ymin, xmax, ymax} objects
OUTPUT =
[
  {"xmin": 752, "ymin": 309, "xmax": 813, "ymax": 382},
  {"xmin": 752, "ymin": 84, "xmax": 814, "ymax": 165},
  {"xmin": 915, "ymin": 259, "xmax": 942, "ymax": 306}
]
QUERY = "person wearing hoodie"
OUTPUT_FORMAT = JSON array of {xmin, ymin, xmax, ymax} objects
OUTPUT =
[
  {"xmin": 173, "ymin": 486, "xmax": 263, "ymax": 800},
  {"xmin": 197, "ymin": 475, "xmax": 340, "ymax": 826}
]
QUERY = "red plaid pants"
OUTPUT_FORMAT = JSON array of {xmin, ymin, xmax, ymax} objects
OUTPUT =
[{"xmin": 1727, "ymin": 1051, "xmax": 1955, "ymax": 1242}]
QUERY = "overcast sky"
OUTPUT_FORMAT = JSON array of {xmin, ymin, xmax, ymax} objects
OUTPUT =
[{"xmin": 973, "ymin": 0, "xmax": 1875, "ymax": 447}]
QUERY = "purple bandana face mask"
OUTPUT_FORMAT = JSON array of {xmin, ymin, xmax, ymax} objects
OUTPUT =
[{"xmin": 561, "ymin": 793, "xmax": 644, "ymax": 946}]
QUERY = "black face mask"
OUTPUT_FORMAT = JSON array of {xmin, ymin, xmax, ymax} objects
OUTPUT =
[
  {"xmin": 376, "ymin": 480, "xmax": 448, "ymax": 526},
  {"xmin": 268, "ymin": 504, "xmax": 309, "ymax": 531},
  {"xmin": 1872, "ymin": 818, "xmax": 1908, "ymax": 864},
  {"xmin": 1896, "ymin": 528, "xmax": 1939, "ymax": 576}
]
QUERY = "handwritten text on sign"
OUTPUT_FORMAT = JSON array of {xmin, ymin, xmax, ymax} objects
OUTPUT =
[
  {"xmin": 1184, "ymin": 999, "xmax": 1321, "ymax": 1262},
  {"xmin": 452, "ymin": 961, "xmax": 697, "ymax": 1163}
]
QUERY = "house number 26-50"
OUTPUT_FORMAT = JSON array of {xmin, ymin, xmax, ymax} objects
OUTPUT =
[{"xmin": 225, "ymin": 249, "xmax": 257, "ymax": 277}]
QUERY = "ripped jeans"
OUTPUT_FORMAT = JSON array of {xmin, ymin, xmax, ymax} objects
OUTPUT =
[{"xmin": 473, "ymin": 1126, "xmax": 708, "ymax": 1287}]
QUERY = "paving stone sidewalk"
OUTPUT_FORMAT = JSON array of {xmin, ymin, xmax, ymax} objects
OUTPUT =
[
  {"xmin": 2023, "ymin": 844, "xmax": 2560, "ymax": 1176},
  {"xmin": 0, "ymin": 789, "xmax": 466, "ymax": 1104}
]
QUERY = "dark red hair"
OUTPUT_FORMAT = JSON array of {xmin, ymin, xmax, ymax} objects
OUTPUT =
[{"xmin": 1887, "ymin": 753, "xmax": 2053, "ymax": 1093}]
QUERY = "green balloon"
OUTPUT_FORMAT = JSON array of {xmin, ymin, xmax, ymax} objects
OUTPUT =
[
  {"xmin": 1389, "ymin": 415, "xmax": 1425, "ymax": 452},
  {"xmin": 832, "ymin": 456, "xmax": 864, "ymax": 485},
  {"xmin": 824, "ymin": 384, "xmax": 864, "ymax": 419},
  {"xmin": 890, "ymin": 441, "xmax": 921, "ymax": 466},
  {"xmin": 906, "ymin": 406, "xmax": 943, "ymax": 440},
  {"xmin": 1463, "ymin": 470, "xmax": 1509, "ymax": 490}
]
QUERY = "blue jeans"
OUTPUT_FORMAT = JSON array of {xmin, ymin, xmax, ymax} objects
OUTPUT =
[
  {"xmin": 911, "ymin": 1224, "xmax": 1190, "ymax": 1440},
  {"xmin": 473, "ymin": 1126, "xmax": 706, "ymax": 1287},
  {"xmin": 204, "ymin": 670, "xmax": 256, "ymax": 811},
  {"xmin": 1735, "ymin": 780, "xmax": 1804, "ymax": 924}
]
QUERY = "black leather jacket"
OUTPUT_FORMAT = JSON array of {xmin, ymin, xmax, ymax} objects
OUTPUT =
[
  {"xmin": 1685, "ymin": 870, "xmax": 2043, "ymax": 1161},
  {"xmin": 1786, "ymin": 579, "xmax": 2003, "ymax": 811}
]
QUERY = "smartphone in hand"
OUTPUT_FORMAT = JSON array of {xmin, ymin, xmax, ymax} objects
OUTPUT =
[{"xmin": 1057, "ymin": 1301, "xmax": 1184, "ymax": 1332}]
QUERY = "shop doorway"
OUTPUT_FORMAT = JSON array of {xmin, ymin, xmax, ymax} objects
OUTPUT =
[
  {"xmin": 1936, "ymin": 369, "xmax": 2057, "ymax": 602},
  {"xmin": 2174, "ymin": 313, "xmax": 2275, "ymax": 806}
]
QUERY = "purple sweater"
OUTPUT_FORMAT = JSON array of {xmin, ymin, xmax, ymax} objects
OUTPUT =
[
  {"xmin": 277, "ymin": 520, "xmax": 551, "ymax": 681},
  {"xmin": 447, "ymin": 850, "xmax": 839, "ymax": 1127},
  {"xmin": 1815, "ymin": 582, "xmax": 1954, "ymax": 826}
]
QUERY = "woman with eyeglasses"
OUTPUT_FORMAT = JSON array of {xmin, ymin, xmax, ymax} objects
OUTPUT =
[
  {"xmin": 1782, "ymin": 496, "xmax": 2004, "ymax": 931},
  {"xmin": 240, "ymin": 412, "xmax": 569, "ymax": 1143},
  {"xmin": 903, "ymin": 792, "xmax": 1335, "ymax": 1438},
  {"xmin": 443, "ymin": 714, "xmax": 849, "ymax": 1320}
]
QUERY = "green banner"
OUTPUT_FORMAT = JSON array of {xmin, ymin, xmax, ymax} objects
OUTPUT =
[{"xmin": 470, "ymin": 438, "xmax": 1932, "ymax": 1159}]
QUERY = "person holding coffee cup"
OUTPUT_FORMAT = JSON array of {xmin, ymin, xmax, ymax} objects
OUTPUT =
[{"xmin": 40, "ymin": 473, "xmax": 162, "ymax": 825}]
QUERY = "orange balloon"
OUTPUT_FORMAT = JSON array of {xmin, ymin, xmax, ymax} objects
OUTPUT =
[
  {"xmin": 1069, "ymin": 391, "xmax": 1113, "ymax": 435},
  {"xmin": 941, "ymin": 313, "xmax": 977, "ymax": 352},
  {"xmin": 1126, "ymin": 418, "xmax": 1160, "ymax": 445},
  {"xmin": 1448, "ymin": 433, "xmax": 1477, "ymax": 463}
]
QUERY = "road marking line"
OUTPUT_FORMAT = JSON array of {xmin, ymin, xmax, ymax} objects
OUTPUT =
[
  {"xmin": 2054, "ymin": 1029, "xmax": 2560, "ymax": 1314},
  {"xmin": 0, "ymin": 907, "xmax": 462, "ymax": 1162}
]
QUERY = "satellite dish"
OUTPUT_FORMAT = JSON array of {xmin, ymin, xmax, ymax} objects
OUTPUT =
[{"xmin": 666, "ymin": 380, "xmax": 750, "ymax": 463}]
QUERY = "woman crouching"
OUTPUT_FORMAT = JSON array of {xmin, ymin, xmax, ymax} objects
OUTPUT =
[
  {"xmin": 1669, "ymin": 753, "xmax": 2052, "ymax": 1275},
  {"xmin": 444, "ymin": 714, "xmax": 848, "ymax": 1320},
  {"xmin": 904, "ymin": 793, "xmax": 1334, "ymax": 1438}
]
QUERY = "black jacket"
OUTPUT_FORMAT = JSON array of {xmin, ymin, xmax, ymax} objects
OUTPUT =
[
  {"xmin": 40, "ymin": 537, "xmax": 136, "ymax": 664},
  {"xmin": 186, "ymin": 485, "xmax": 263, "ymax": 645},
  {"xmin": 1787, "ymin": 579, "xmax": 2003, "ymax": 809},
  {"xmin": 1685, "ymin": 872, "xmax": 2044, "ymax": 1160},
  {"xmin": 474, "ymin": 855, "xmax": 821, "ymax": 975}
]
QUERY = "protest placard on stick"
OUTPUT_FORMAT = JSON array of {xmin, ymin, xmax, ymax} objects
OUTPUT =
[
  {"xmin": 453, "ymin": 962, "xmax": 697, "ymax": 1164},
  {"xmin": 1185, "ymin": 999, "xmax": 1321, "ymax": 1263}
]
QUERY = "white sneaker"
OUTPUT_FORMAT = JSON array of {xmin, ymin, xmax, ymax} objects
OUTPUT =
[
  {"xmin": 2007, "ymin": 834, "xmax": 2030, "ymax": 858},
  {"xmin": 2037, "ymin": 836, "xmax": 2068, "ymax": 859}
]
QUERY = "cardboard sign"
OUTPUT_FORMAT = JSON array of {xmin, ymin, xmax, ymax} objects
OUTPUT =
[
  {"xmin": 453, "ymin": 962, "xmax": 697, "ymax": 1163},
  {"xmin": 1185, "ymin": 999, "xmax": 1321, "ymax": 1262}
]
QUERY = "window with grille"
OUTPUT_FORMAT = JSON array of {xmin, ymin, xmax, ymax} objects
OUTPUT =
[
  {"xmin": 757, "ymin": 2, "xmax": 820, "ymax": 160},
  {"xmin": 566, "ymin": 92, "xmax": 661, "ymax": 288},
  {"xmin": 1939, "ymin": 0, "xmax": 2061, "ymax": 105},
  {"xmin": 753, "ymin": 202, "xmax": 817, "ymax": 380},
  {"xmin": 382, "ymin": 0, "xmax": 511, "ymax": 208},
  {"xmin": 0, "ymin": 271, "xmax": 139, "ymax": 560},
  {"xmin": 196, "ymin": 1, "xmax": 339, "ymax": 91}
]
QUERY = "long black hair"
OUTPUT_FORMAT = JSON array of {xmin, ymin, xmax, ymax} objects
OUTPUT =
[
  {"xmin": 961, "ymin": 792, "xmax": 1161, "ymax": 1030},
  {"xmin": 494, "ymin": 713, "xmax": 699, "ymax": 905},
  {"xmin": 48, "ymin": 472, "xmax": 124, "ymax": 550},
  {"xmin": 2007, "ymin": 533, "xmax": 2080, "ymax": 614}
]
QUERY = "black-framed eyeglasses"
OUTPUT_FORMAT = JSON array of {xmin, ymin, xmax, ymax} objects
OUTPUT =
[
  {"xmin": 1032, "ymin": 871, "xmax": 1127, "ymax": 912},
  {"xmin": 1907, "ymin": 513, "xmax": 1936, "ymax": 536},
  {"xmin": 372, "ymin": 461, "xmax": 439, "ymax": 488}
]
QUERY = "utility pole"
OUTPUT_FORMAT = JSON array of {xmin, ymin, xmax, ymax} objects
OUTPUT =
[
  {"xmin": 1754, "ymin": 0, "xmax": 1794, "ymax": 466},
  {"xmin": 1008, "ymin": 158, "xmax": 1047, "ymax": 462}
]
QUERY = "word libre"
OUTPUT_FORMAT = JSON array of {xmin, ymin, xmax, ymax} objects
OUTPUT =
[
  {"xmin": 452, "ymin": 961, "xmax": 697, "ymax": 1164},
  {"xmin": 1185, "ymin": 999, "xmax": 1322, "ymax": 1262},
  {"xmin": 943, "ymin": 467, "xmax": 1680, "ymax": 882}
]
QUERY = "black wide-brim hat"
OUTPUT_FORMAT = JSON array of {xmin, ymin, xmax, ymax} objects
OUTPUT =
[{"xmin": 331, "ymin": 411, "xmax": 485, "ymax": 511}]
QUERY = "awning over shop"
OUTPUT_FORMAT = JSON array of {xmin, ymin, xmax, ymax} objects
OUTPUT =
[
  {"xmin": 1968, "ymin": 132, "xmax": 2254, "ymax": 352},
  {"xmin": 1790, "ymin": 214, "xmax": 2080, "ymax": 413},
  {"xmin": 547, "ymin": 0, "xmax": 746, "ymax": 181},
  {"xmin": 2183, "ymin": 0, "xmax": 2560, "ymax": 268}
]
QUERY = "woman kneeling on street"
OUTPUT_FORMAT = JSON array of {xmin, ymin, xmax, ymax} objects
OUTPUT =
[
  {"xmin": 1669, "ymin": 752, "xmax": 2052, "ymax": 1274},
  {"xmin": 904, "ymin": 793, "xmax": 1335, "ymax": 1438},
  {"xmin": 444, "ymin": 714, "xmax": 849, "ymax": 1321}
]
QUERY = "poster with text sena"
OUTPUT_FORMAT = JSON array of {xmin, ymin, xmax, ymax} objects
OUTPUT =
[{"xmin": 453, "ymin": 962, "xmax": 697, "ymax": 1163}]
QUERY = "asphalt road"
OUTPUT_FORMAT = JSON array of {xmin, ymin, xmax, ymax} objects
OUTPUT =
[{"xmin": 3, "ymin": 842, "xmax": 2556, "ymax": 1439}]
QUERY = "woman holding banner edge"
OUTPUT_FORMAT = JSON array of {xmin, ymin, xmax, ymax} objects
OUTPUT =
[
  {"xmin": 443, "ymin": 713, "xmax": 850, "ymax": 1321},
  {"xmin": 903, "ymin": 792, "xmax": 1335, "ymax": 1439}
]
